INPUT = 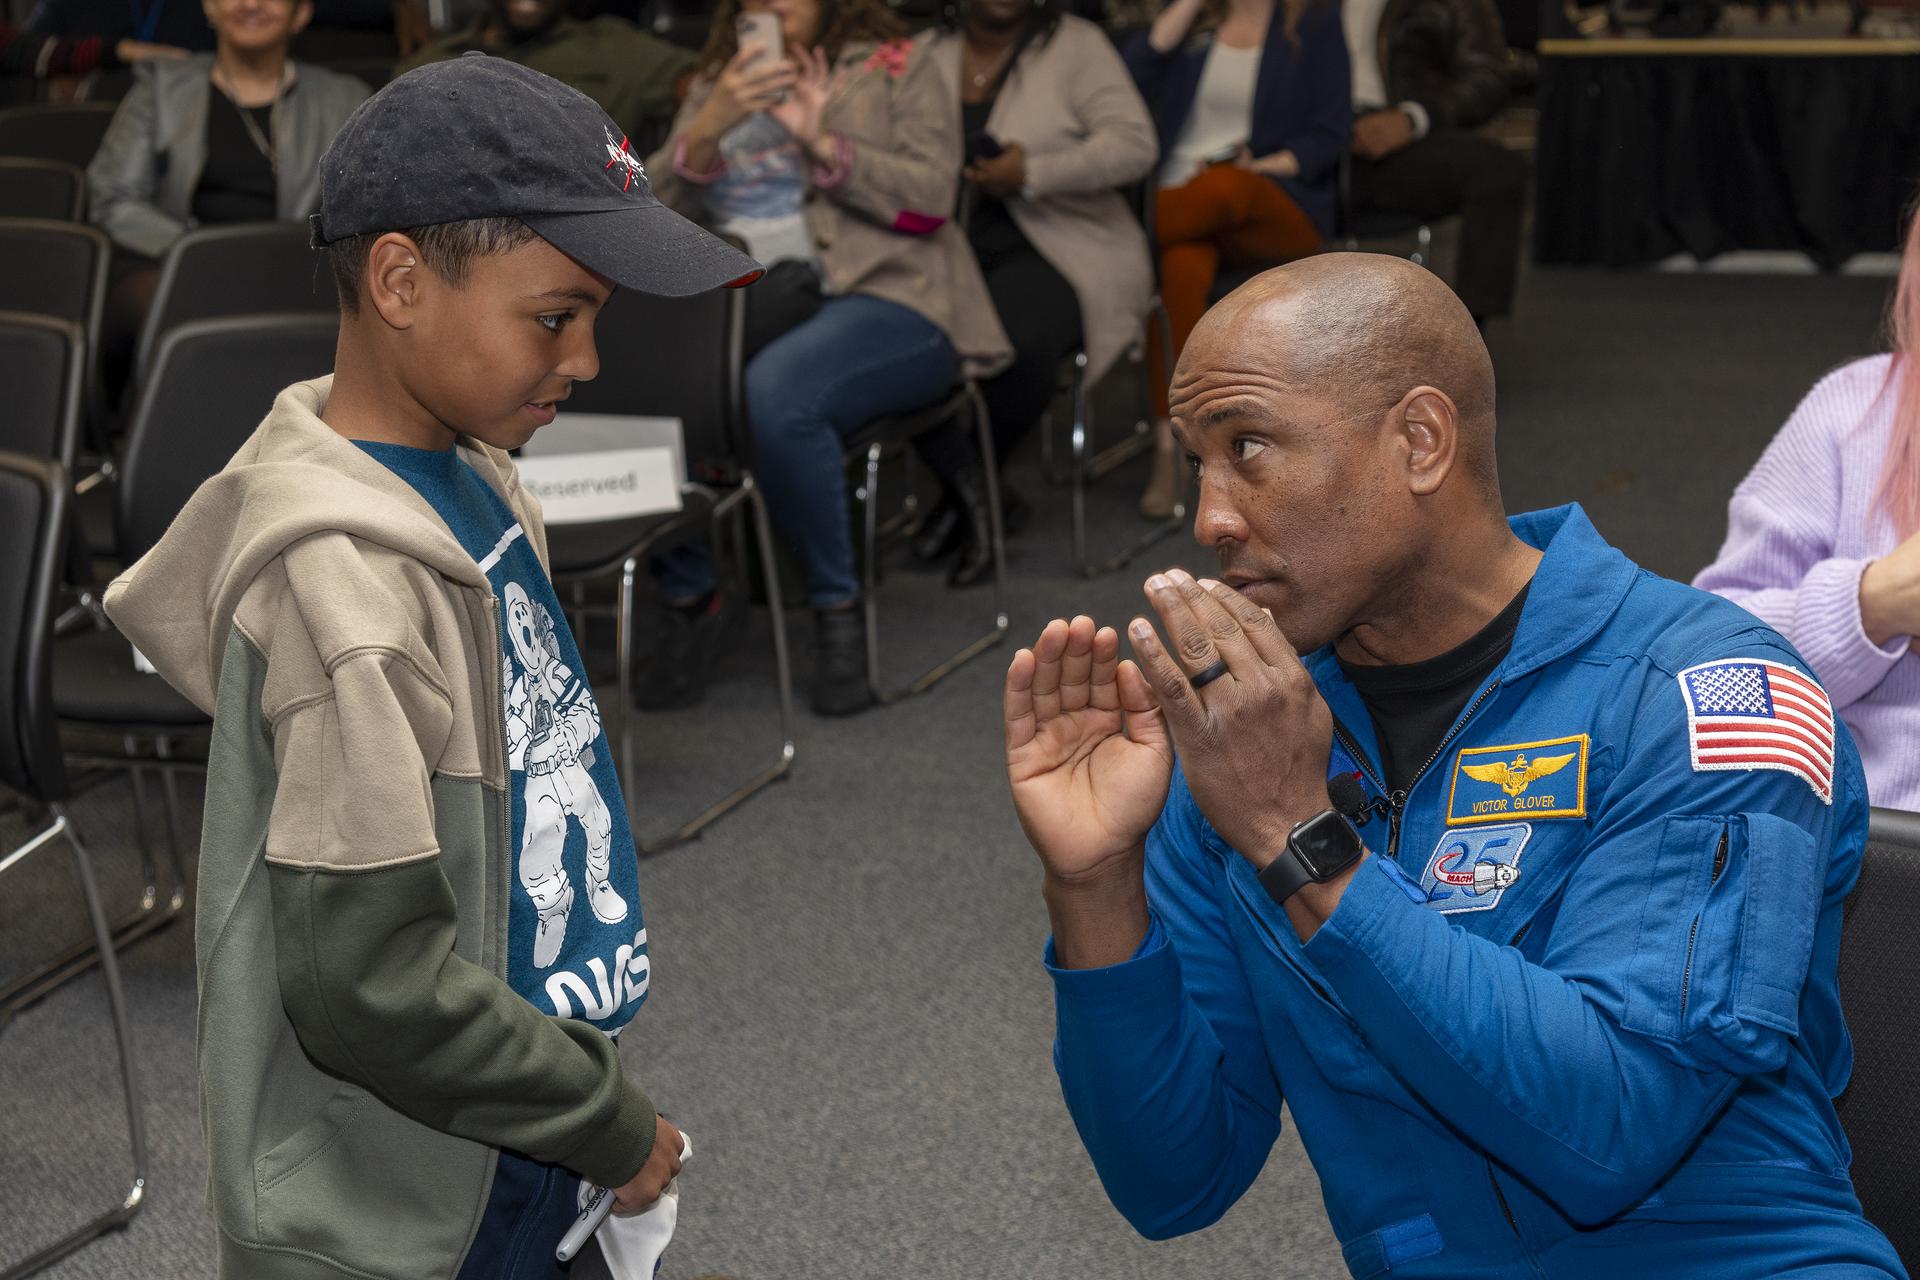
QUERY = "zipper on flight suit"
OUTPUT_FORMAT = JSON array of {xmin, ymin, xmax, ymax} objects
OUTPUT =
[
  {"xmin": 1330, "ymin": 681, "xmax": 1503, "ymax": 859},
  {"xmin": 1679, "ymin": 830, "xmax": 1730, "ymax": 1022}
]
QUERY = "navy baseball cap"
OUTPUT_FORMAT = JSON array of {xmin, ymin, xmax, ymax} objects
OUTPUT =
[{"xmin": 311, "ymin": 53, "xmax": 763, "ymax": 296}]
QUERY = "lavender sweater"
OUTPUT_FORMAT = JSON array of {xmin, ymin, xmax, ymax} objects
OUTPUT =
[{"xmin": 1694, "ymin": 354, "xmax": 1920, "ymax": 811}]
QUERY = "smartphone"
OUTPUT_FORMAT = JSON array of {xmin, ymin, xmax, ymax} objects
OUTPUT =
[
  {"xmin": 964, "ymin": 130, "xmax": 1005, "ymax": 165},
  {"xmin": 1203, "ymin": 142, "xmax": 1245, "ymax": 166},
  {"xmin": 736, "ymin": 11, "xmax": 783, "ymax": 66}
]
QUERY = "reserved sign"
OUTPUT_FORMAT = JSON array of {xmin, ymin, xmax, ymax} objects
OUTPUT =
[
  {"xmin": 516, "ymin": 447, "xmax": 682, "ymax": 524},
  {"xmin": 518, "ymin": 413, "xmax": 686, "ymax": 525}
]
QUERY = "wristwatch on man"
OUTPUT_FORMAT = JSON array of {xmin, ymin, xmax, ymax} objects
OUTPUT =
[{"xmin": 1257, "ymin": 808, "xmax": 1367, "ymax": 906}]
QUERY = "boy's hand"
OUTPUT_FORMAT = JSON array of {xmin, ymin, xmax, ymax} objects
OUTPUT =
[{"xmin": 611, "ymin": 1115, "xmax": 684, "ymax": 1216}]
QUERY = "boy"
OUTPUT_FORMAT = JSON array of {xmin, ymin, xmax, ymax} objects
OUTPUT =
[{"xmin": 104, "ymin": 54, "xmax": 761, "ymax": 1278}]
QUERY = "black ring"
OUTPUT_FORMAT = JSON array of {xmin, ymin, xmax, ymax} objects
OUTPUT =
[{"xmin": 1190, "ymin": 659, "xmax": 1232, "ymax": 689}]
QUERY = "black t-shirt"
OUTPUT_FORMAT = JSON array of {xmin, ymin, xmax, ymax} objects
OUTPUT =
[
  {"xmin": 1338, "ymin": 582, "xmax": 1532, "ymax": 794},
  {"xmin": 192, "ymin": 88, "xmax": 279, "ymax": 226}
]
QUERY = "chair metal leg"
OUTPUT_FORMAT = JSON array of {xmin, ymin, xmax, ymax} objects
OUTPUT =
[
  {"xmin": 615, "ymin": 554, "xmax": 640, "ymax": 811},
  {"xmin": 875, "ymin": 386, "xmax": 1009, "ymax": 703},
  {"xmin": 152, "ymin": 737, "xmax": 189, "ymax": 914},
  {"xmin": 861, "ymin": 442, "xmax": 885, "ymax": 700},
  {"xmin": 1, "ymin": 751, "xmax": 186, "ymax": 1014},
  {"xmin": 0, "ymin": 809, "xmax": 148, "ymax": 1280},
  {"xmin": 1412, "ymin": 223, "xmax": 1432, "ymax": 268},
  {"xmin": 636, "ymin": 480, "xmax": 797, "ymax": 853}
]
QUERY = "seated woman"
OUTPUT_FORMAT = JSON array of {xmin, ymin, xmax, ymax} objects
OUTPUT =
[
  {"xmin": 86, "ymin": 0, "xmax": 367, "ymax": 395},
  {"xmin": 909, "ymin": 0, "xmax": 1158, "ymax": 586},
  {"xmin": 1124, "ymin": 0, "xmax": 1347, "ymax": 516},
  {"xmin": 1695, "ymin": 210, "xmax": 1920, "ymax": 810},
  {"xmin": 648, "ymin": 0, "xmax": 1010, "ymax": 716}
]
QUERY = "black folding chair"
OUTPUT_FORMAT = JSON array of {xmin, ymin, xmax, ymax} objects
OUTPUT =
[
  {"xmin": 38, "ymin": 315, "xmax": 339, "ymax": 1003},
  {"xmin": 545, "ymin": 284, "xmax": 797, "ymax": 850},
  {"xmin": 844, "ymin": 383, "xmax": 1010, "ymax": 701},
  {"xmin": 0, "ymin": 102, "xmax": 118, "ymax": 166},
  {"xmin": 0, "ymin": 158, "xmax": 85, "ymax": 221},
  {"xmin": 1337, "ymin": 150, "xmax": 1436, "ymax": 265},
  {"xmin": 0, "ymin": 451, "xmax": 149, "ymax": 1280},
  {"xmin": 1033, "ymin": 179, "xmax": 1188, "ymax": 577},
  {"xmin": 0, "ymin": 219, "xmax": 109, "ymax": 433},
  {"xmin": 0, "ymin": 312, "xmax": 85, "ymax": 470},
  {"xmin": 1834, "ymin": 805, "xmax": 1920, "ymax": 1268},
  {"xmin": 134, "ymin": 222, "xmax": 337, "ymax": 389}
]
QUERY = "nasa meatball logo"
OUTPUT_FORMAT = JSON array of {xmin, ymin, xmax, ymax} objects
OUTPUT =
[{"xmin": 1420, "ymin": 823, "xmax": 1531, "ymax": 913}]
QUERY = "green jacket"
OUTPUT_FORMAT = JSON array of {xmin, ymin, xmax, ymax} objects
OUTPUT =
[
  {"xmin": 399, "ymin": 16, "xmax": 695, "ymax": 149},
  {"xmin": 104, "ymin": 378, "xmax": 657, "ymax": 1279}
]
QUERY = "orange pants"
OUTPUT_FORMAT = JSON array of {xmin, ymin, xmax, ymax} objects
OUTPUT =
[{"xmin": 1150, "ymin": 164, "xmax": 1322, "ymax": 415}]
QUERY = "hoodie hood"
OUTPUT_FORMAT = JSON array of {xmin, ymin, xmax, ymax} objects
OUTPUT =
[{"xmin": 104, "ymin": 376, "xmax": 542, "ymax": 714}]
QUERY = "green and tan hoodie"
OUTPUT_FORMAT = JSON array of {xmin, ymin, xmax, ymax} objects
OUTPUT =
[{"xmin": 104, "ymin": 377, "xmax": 656, "ymax": 1279}]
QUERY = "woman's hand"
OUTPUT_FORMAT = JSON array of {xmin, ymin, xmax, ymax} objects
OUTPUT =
[
  {"xmin": 115, "ymin": 38, "xmax": 190, "ymax": 62},
  {"xmin": 695, "ymin": 45, "xmax": 800, "ymax": 139},
  {"xmin": 1147, "ymin": 0, "xmax": 1210, "ymax": 53},
  {"xmin": 1235, "ymin": 147, "xmax": 1300, "ymax": 179},
  {"xmin": 770, "ymin": 44, "xmax": 836, "ymax": 161},
  {"xmin": 964, "ymin": 143, "xmax": 1027, "ymax": 198},
  {"xmin": 1860, "ymin": 529, "xmax": 1920, "ymax": 650}
]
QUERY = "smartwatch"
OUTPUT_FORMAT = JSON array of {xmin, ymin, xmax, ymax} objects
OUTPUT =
[{"xmin": 1258, "ymin": 808, "xmax": 1366, "ymax": 907}]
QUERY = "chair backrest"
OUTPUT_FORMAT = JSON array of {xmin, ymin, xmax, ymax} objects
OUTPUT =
[
  {"xmin": 0, "ymin": 312, "xmax": 84, "ymax": 470},
  {"xmin": 118, "ymin": 313, "xmax": 339, "ymax": 561},
  {"xmin": 0, "ymin": 102, "xmax": 119, "ymax": 166},
  {"xmin": 0, "ymin": 451, "xmax": 71, "ymax": 804},
  {"xmin": 1834, "ymin": 805, "xmax": 1920, "ymax": 1267},
  {"xmin": 564, "ymin": 283, "xmax": 745, "ymax": 478},
  {"xmin": 0, "ymin": 157, "xmax": 85, "ymax": 220},
  {"xmin": 0, "ymin": 218, "xmax": 109, "ymax": 335},
  {"xmin": 135, "ymin": 222, "xmax": 338, "ymax": 388}
]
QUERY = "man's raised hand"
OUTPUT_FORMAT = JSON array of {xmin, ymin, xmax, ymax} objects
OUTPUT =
[{"xmin": 1004, "ymin": 615, "xmax": 1173, "ymax": 881}]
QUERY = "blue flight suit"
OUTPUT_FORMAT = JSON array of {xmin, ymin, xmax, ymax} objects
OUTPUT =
[{"xmin": 1047, "ymin": 505, "xmax": 1906, "ymax": 1278}]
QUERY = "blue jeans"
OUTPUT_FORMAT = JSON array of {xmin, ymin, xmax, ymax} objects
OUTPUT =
[
  {"xmin": 456, "ymin": 1150, "xmax": 584, "ymax": 1280},
  {"xmin": 654, "ymin": 294, "xmax": 957, "ymax": 609}
]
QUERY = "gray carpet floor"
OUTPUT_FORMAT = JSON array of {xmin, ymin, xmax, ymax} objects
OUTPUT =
[{"xmin": 0, "ymin": 263, "xmax": 1894, "ymax": 1279}]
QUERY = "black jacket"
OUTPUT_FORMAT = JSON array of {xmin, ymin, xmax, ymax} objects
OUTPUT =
[{"xmin": 1378, "ymin": 0, "xmax": 1509, "ymax": 131}]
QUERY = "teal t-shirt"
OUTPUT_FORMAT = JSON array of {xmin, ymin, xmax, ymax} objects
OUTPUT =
[{"xmin": 356, "ymin": 441, "xmax": 649, "ymax": 1035}]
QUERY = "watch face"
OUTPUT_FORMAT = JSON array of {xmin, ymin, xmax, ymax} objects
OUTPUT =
[{"xmin": 1294, "ymin": 811, "xmax": 1362, "ymax": 879}]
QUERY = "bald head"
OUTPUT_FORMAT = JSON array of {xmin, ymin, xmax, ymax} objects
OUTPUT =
[{"xmin": 1183, "ymin": 253, "xmax": 1500, "ymax": 497}]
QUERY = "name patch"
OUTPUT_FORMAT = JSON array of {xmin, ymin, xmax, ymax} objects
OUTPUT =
[
  {"xmin": 1446, "ymin": 734, "xmax": 1589, "ymax": 826},
  {"xmin": 1420, "ymin": 823, "xmax": 1532, "ymax": 913}
]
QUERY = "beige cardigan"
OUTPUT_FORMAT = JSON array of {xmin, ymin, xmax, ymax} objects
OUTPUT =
[
  {"xmin": 649, "ymin": 37, "xmax": 1012, "ymax": 379},
  {"xmin": 926, "ymin": 16, "xmax": 1158, "ymax": 382}
]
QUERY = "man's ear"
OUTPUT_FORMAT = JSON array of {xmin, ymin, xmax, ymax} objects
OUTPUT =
[
  {"xmin": 365, "ymin": 233, "xmax": 426, "ymax": 331},
  {"xmin": 1397, "ymin": 386, "xmax": 1459, "ymax": 498},
  {"xmin": 290, "ymin": 0, "xmax": 315, "ymax": 35}
]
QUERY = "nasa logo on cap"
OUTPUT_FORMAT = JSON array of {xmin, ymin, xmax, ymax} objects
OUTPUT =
[{"xmin": 1420, "ymin": 823, "xmax": 1531, "ymax": 914}]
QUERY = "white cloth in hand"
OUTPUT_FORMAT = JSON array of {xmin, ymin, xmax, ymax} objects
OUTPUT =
[{"xmin": 584, "ymin": 1129, "xmax": 691, "ymax": 1279}]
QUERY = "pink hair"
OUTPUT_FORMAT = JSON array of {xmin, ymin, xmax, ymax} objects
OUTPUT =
[{"xmin": 1875, "ymin": 204, "xmax": 1920, "ymax": 540}]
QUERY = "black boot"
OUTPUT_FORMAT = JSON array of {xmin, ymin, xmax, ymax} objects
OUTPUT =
[
  {"xmin": 910, "ymin": 491, "xmax": 963, "ymax": 563},
  {"xmin": 811, "ymin": 605, "xmax": 874, "ymax": 716},
  {"xmin": 946, "ymin": 466, "xmax": 998, "ymax": 588}
]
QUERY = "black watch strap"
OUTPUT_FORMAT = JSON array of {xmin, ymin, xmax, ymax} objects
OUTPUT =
[
  {"xmin": 1258, "ymin": 808, "xmax": 1364, "ymax": 907},
  {"xmin": 1257, "ymin": 843, "xmax": 1316, "ymax": 905}
]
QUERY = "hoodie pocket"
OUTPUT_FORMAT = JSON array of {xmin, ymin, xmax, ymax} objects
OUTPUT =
[{"xmin": 254, "ymin": 1082, "xmax": 371, "ymax": 1199}]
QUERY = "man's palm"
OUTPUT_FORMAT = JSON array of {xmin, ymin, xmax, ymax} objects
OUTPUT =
[{"xmin": 1006, "ymin": 618, "xmax": 1173, "ymax": 879}]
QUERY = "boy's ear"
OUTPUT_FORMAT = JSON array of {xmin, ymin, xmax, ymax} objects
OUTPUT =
[{"xmin": 365, "ymin": 233, "xmax": 426, "ymax": 331}]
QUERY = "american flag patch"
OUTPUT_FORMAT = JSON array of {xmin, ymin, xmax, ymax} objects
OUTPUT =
[{"xmin": 1676, "ymin": 658, "xmax": 1835, "ymax": 804}]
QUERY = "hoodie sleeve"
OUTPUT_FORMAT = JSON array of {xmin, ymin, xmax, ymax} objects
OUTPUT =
[{"xmin": 264, "ymin": 640, "xmax": 656, "ymax": 1189}]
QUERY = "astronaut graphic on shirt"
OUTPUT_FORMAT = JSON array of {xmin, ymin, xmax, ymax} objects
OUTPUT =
[{"xmin": 501, "ymin": 580, "xmax": 628, "ymax": 968}]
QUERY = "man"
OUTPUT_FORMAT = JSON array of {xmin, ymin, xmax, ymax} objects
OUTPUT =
[
  {"xmin": 1344, "ymin": 0, "xmax": 1525, "ymax": 325},
  {"xmin": 398, "ymin": 0, "xmax": 693, "ymax": 151},
  {"xmin": 1004, "ymin": 255, "xmax": 1906, "ymax": 1276}
]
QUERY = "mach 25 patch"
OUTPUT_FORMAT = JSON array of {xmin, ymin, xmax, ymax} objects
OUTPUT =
[{"xmin": 1446, "ymin": 734, "xmax": 1589, "ymax": 826}]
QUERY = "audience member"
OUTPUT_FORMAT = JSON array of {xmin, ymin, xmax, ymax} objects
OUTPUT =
[
  {"xmin": 643, "ymin": 0, "xmax": 1011, "ymax": 716},
  {"xmin": 1342, "ymin": 0, "xmax": 1525, "ymax": 327},
  {"xmin": 1695, "ymin": 210, "xmax": 1920, "ymax": 811},
  {"xmin": 0, "ymin": 24, "xmax": 185, "ymax": 79},
  {"xmin": 1123, "ymin": 0, "xmax": 1348, "ymax": 517},
  {"xmin": 24, "ymin": 0, "xmax": 213, "ymax": 54},
  {"xmin": 87, "ymin": 0, "xmax": 366, "ymax": 399},
  {"xmin": 397, "ymin": 0, "xmax": 694, "ymax": 152},
  {"xmin": 909, "ymin": 0, "xmax": 1158, "ymax": 586}
]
